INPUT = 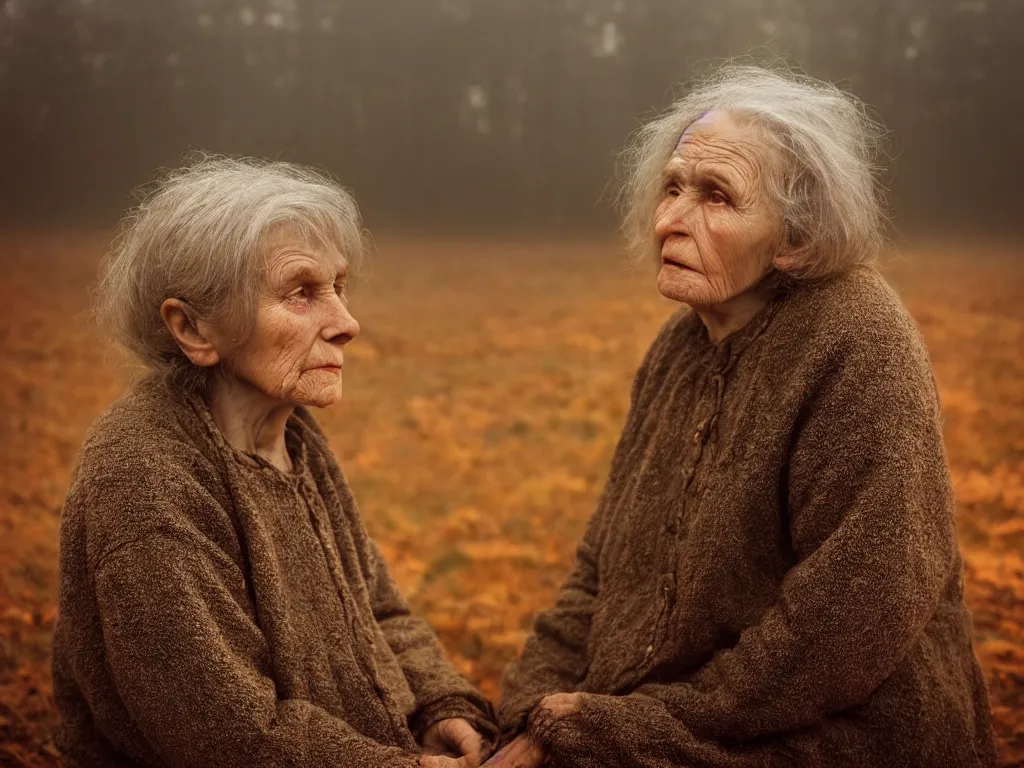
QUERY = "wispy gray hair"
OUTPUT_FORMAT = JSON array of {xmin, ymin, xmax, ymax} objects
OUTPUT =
[
  {"xmin": 620, "ymin": 64, "xmax": 889, "ymax": 279},
  {"xmin": 96, "ymin": 153, "xmax": 367, "ymax": 390}
]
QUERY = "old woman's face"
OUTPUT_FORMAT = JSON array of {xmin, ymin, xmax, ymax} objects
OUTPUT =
[
  {"xmin": 224, "ymin": 228, "xmax": 360, "ymax": 408},
  {"xmin": 654, "ymin": 110, "xmax": 782, "ymax": 308}
]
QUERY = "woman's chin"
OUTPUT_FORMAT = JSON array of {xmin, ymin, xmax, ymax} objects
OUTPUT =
[
  {"xmin": 292, "ymin": 383, "xmax": 343, "ymax": 409},
  {"xmin": 657, "ymin": 265, "xmax": 706, "ymax": 305},
  {"xmin": 289, "ymin": 369, "xmax": 345, "ymax": 408},
  {"xmin": 309, "ymin": 390, "xmax": 342, "ymax": 409}
]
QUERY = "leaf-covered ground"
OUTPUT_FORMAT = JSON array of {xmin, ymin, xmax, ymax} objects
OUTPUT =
[{"xmin": 0, "ymin": 232, "xmax": 1020, "ymax": 766}]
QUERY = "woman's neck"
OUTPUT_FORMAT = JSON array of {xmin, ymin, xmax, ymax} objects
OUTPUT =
[
  {"xmin": 694, "ymin": 273, "xmax": 779, "ymax": 344},
  {"xmin": 207, "ymin": 374, "xmax": 295, "ymax": 472}
]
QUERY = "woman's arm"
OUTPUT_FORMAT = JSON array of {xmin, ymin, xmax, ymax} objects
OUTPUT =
[{"xmin": 94, "ymin": 526, "xmax": 421, "ymax": 768}]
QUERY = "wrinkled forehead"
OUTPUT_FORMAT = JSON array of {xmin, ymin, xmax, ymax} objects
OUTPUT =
[
  {"xmin": 667, "ymin": 109, "xmax": 768, "ymax": 177},
  {"xmin": 261, "ymin": 222, "xmax": 348, "ymax": 277}
]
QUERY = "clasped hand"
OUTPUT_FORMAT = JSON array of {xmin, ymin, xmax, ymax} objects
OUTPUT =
[
  {"xmin": 418, "ymin": 692, "xmax": 580, "ymax": 768},
  {"xmin": 418, "ymin": 717, "xmax": 485, "ymax": 768},
  {"xmin": 479, "ymin": 692, "xmax": 581, "ymax": 768}
]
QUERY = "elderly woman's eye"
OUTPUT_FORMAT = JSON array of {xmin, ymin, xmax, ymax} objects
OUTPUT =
[{"xmin": 708, "ymin": 189, "xmax": 730, "ymax": 205}]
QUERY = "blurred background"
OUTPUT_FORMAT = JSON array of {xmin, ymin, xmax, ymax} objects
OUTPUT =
[
  {"xmin": 1, "ymin": 1, "xmax": 1022, "ymax": 766},
  {"xmin": 2, "ymin": 0, "xmax": 1023, "ymax": 238}
]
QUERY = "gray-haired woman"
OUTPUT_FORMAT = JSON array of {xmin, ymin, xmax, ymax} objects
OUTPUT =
[
  {"xmin": 489, "ymin": 66, "xmax": 996, "ymax": 767},
  {"xmin": 52, "ymin": 157, "xmax": 497, "ymax": 768}
]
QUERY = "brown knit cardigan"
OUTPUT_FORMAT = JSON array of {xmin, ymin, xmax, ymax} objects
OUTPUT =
[
  {"xmin": 52, "ymin": 377, "xmax": 497, "ymax": 767},
  {"xmin": 499, "ymin": 267, "xmax": 997, "ymax": 767}
]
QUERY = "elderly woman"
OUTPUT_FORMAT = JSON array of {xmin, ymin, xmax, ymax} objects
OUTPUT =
[
  {"xmin": 51, "ymin": 157, "xmax": 497, "ymax": 768},
  {"xmin": 490, "ymin": 66, "xmax": 996, "ymax": 767}
]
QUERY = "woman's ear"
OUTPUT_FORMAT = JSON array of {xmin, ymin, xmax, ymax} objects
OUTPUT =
[
  {"xmin": 160, "ymin": 299, "xmax": 221, "ymax": 368},
  {"xmin": 772, "ymin": 221, "xmax": 802, "ymax": 273},
  {"xmin": 772, "ymin": 248, "xmax": 800, "ymax": 273}
]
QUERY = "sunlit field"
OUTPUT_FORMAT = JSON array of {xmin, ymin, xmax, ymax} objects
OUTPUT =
[{"xmin": 1, "ymin": 232, "xmax": 1020, "ymax": 766}]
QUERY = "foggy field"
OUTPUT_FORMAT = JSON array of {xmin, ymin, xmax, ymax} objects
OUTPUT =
[{"xmin": 0, "ymin": 232, "xmax": 1020, "ymax": 765}]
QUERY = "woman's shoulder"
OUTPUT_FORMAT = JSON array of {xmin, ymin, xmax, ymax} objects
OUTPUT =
[
  {"xmin": 77, "ymin": 375, "xmax": 215, "ymax": 474},
  {"xmin": 775, "ymin": 266, "xmax": 933, "ymax": 377},
  {"xmin": 64, "ymin": 375, "xmax": 233, "ymax": 568}
]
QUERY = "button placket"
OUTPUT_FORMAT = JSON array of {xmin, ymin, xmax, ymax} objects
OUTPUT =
[
  {"xmin": 669, "ymin": 367, "xmax": 725, "ymax": 568},
  {"xmin": 643, "ymin": 572, "xmax": 676, "ymax": 665},
  {"xmin": 298, "ymin": 485, "xmax": 364, "ymax": 649},
  {"xmin": 298, "ymin": 483, "xmax": 408, "ymax": 742}
]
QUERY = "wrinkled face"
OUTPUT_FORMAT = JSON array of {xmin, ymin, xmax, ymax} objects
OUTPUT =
[
  {"xmin": 223, "ymin": 228, "xmax": 360, "ymax": 408},
  {"xmin": 655, "ymin": 110, "xmax": 783, "ymax": 307}
]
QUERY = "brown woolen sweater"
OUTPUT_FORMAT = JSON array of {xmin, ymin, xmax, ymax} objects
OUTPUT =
[
  {"xmin": 499, "ymin": 267, "xmax": 997, "ymax": 767},
  {"xmin": 52, "ymin": 376, "xmax": 496, "ymax": 767}
]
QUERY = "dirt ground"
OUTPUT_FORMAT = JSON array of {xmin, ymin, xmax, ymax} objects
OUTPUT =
[{"xmin": 0, "ymin": 232, "xmax": 1020, "ymax": 766}]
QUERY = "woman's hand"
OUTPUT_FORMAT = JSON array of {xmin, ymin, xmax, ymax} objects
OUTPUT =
[
  {"xmin": 537, "ymin": 692, "xmax": 581, "ymax": 719},
  {"xmin": 481, "ymin": 693, "xmax": 580, "ymax": 767},
  {"xmin": 421, "ymin": 718, "xmax": 485, "ymax": 765},
  {"xmin": 480, "ymin": 734, "xmax": 545, "ymax": 768}
]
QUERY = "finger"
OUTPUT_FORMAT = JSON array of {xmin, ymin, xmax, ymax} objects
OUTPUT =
[
  {"xmin": 421, "ymin": 732, "xmax": 454, "ymax": 757},
  {"xmin": 435, "ymin": 720, "xmax": 476, "ymax": 757},
  {"xmin": 512, "ymin": 738, "xmax": 546, "ymax": 768},
  {"xmin": 447, "ymin": 722, "xmax": 483, "ymax": 760},
  {"xmin": 526, "ymin": 742, "xmax": 546, "ymax": 768},
  {"xmin": 480, "ymin": 742, "xmax": 512, "ymax": 767},
  {"xmin": 486, "ymin": 736, "xmax": 543, "ymax": 768},
  {"xmin": 421, "ymin": 732, "xmax": 442, "ymax": 754}
]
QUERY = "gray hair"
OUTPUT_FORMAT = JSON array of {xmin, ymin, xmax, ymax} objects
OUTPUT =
[
  {"xmin": 96, "ymin": 153, "xmax": 366, "ymax": 390},
  {"xmin": 619, "ymin": 64, "xmax": 888, "ymax": 279}
]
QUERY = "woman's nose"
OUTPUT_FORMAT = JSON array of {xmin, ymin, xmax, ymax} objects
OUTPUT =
[
  {"xmin": 323, "ymin": 296, "xmax": 360, "ymax": 344},
  {"xmin": 654, "ymin": 195, "xmax": 692, "ymax": 239}
]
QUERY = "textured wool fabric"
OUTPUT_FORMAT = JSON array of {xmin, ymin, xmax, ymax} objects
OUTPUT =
[
  {"xmin": 52, "ymin": 377, "xmax": 497, "ymax": 767},
  {"xmin": 499, "ymin": 267, "xmax": 997, "ymax": 767}
]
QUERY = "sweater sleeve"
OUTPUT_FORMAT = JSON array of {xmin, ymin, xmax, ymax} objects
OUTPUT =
[
  {"xmin": 365, "ymin": 539, "xmax": 499, "ymax": 746},
  {"xmin": 533, "ymin": 326, "xmax": 959, "ymax": 764},
  {"xmin": 94, "ymin": 528, "xmax": 420, "ymax": 768}
]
